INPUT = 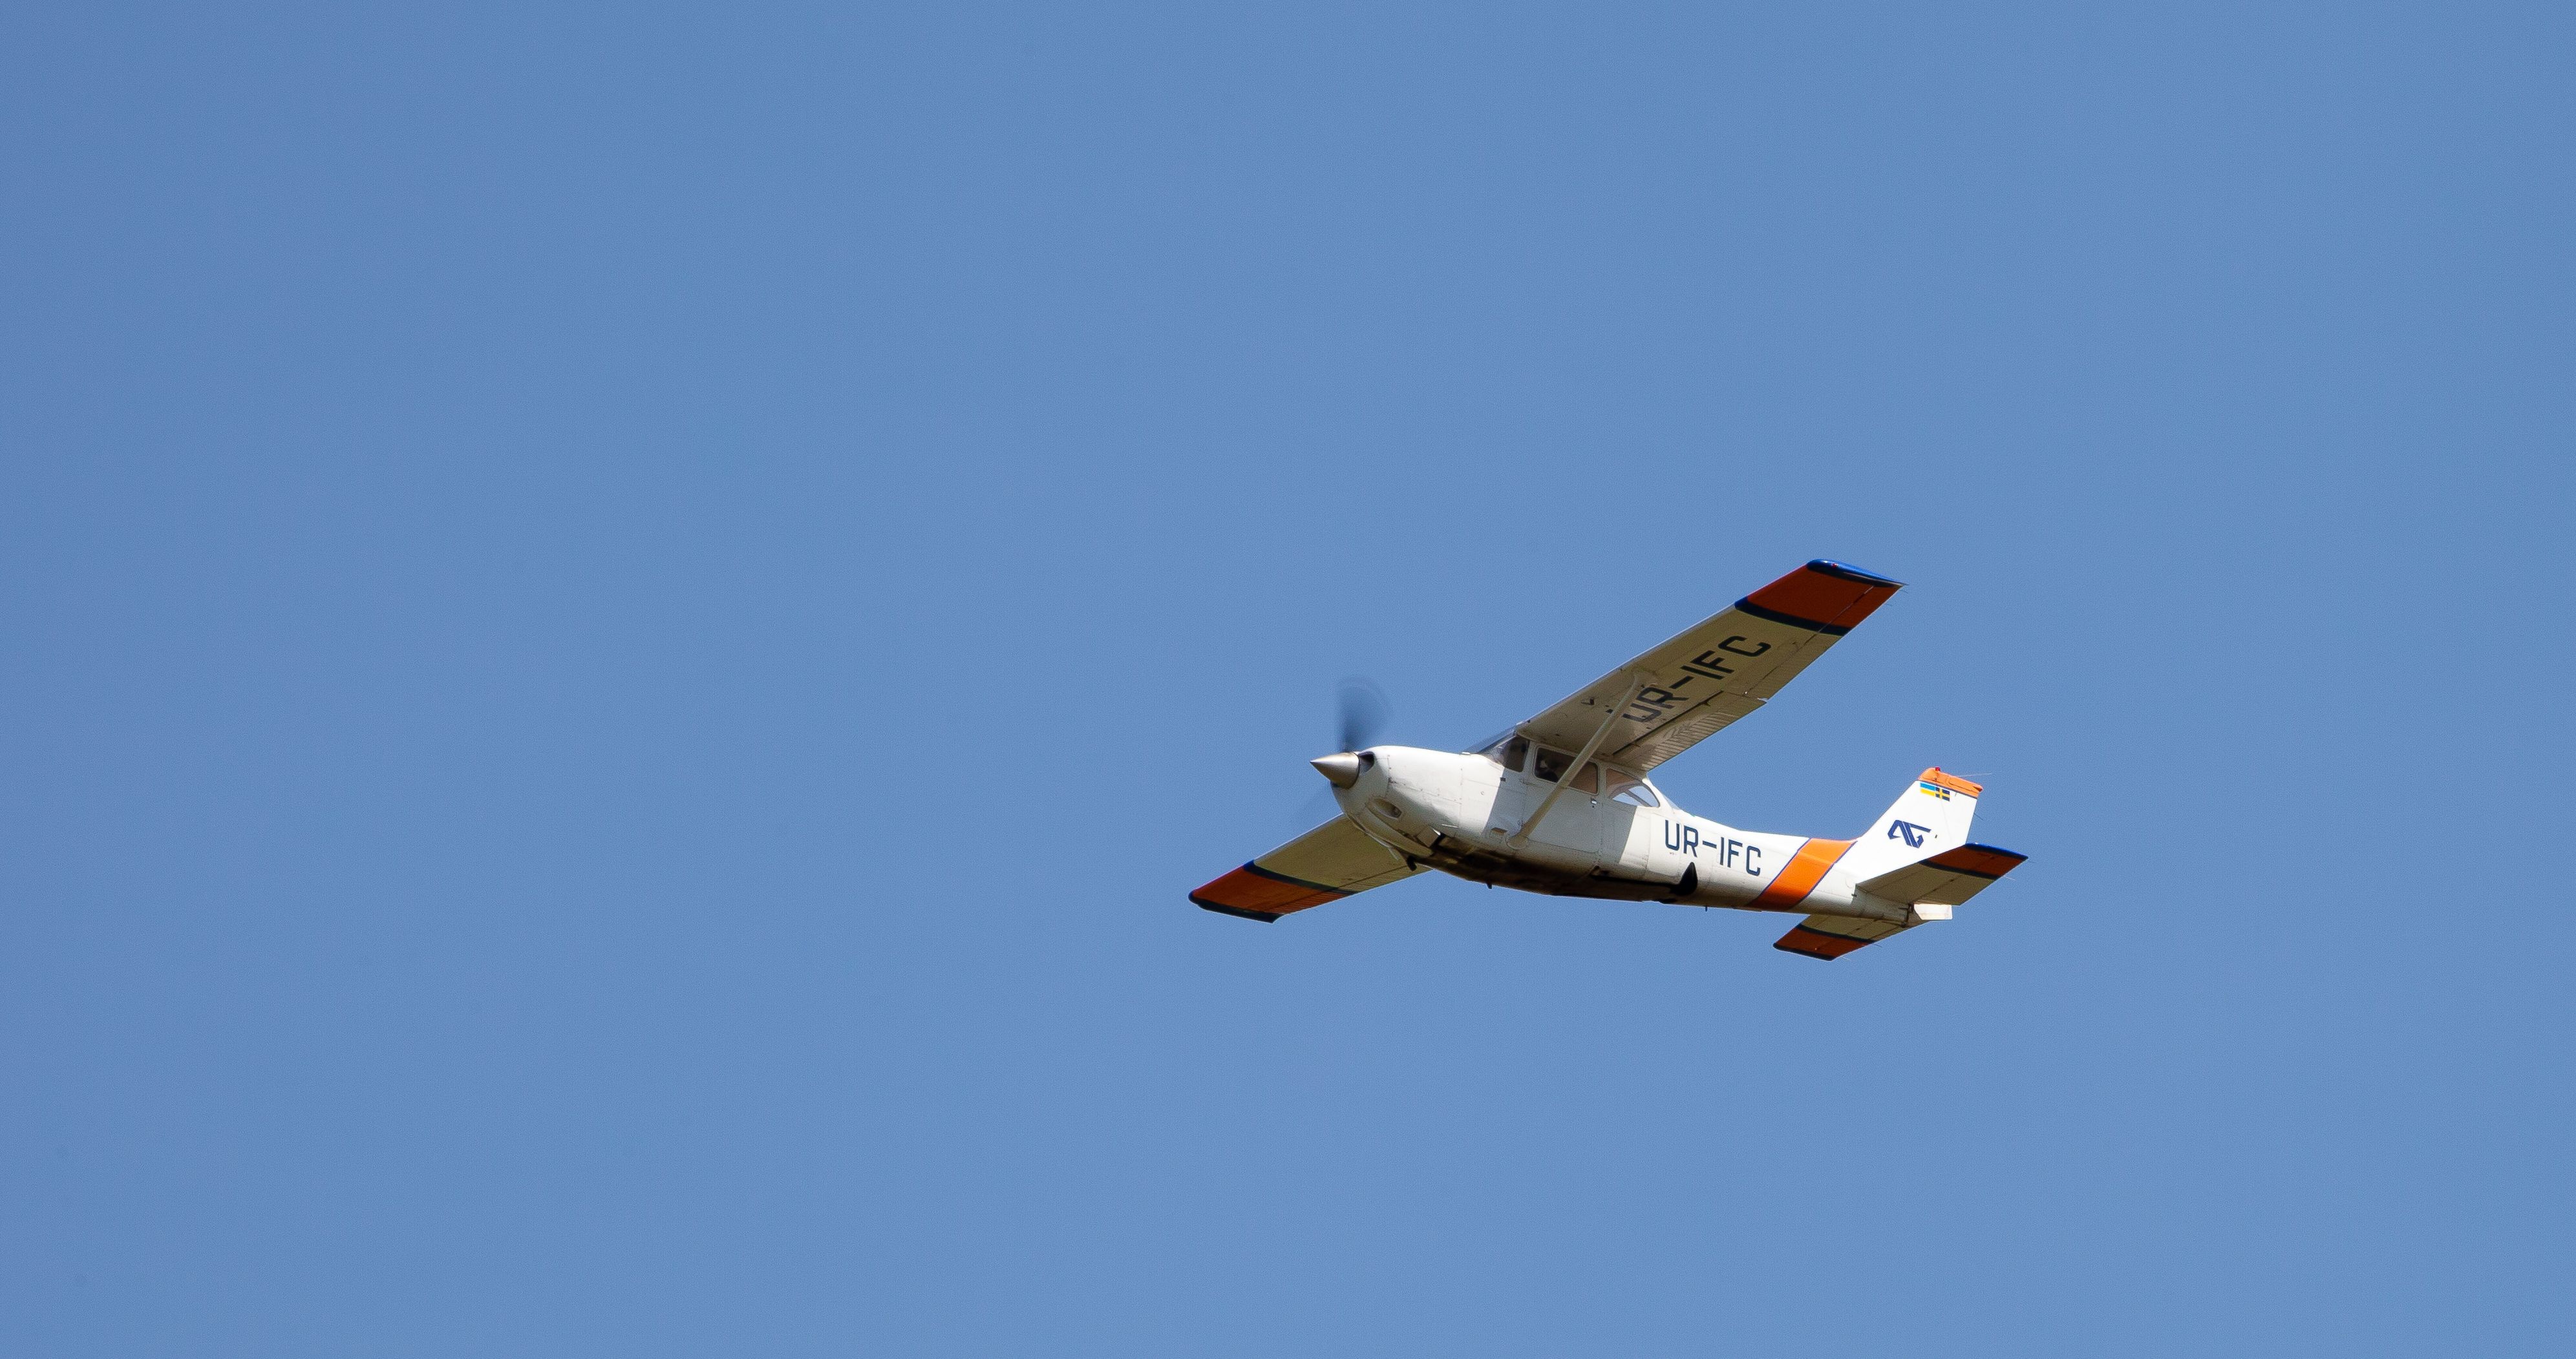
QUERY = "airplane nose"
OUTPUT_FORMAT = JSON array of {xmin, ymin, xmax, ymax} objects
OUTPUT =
[{"xmin": 1310, "ymin": 751, "xmax": 1371, "ymax": 788}]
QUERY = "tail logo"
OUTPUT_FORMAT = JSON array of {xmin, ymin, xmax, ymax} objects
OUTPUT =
[{"xmin": 1888, "ymin": 819, "xmax": 1933, "ymax": 848}]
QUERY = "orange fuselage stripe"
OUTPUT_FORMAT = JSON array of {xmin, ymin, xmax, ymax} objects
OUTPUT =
[{"xmin": 1751, "ymin": 838, "xmax": 1853, "ymax": 911}]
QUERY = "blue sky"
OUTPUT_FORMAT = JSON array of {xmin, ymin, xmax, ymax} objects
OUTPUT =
[{"xmin": 4, "ymin": 3, "xmax": 2571, "ymax": 1354}]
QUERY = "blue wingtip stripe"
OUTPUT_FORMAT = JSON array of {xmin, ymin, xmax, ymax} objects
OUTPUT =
[
  {"xmin": 1805, "ymin": 559, "xmax": 1906, "ymax": 588},
  {"xmin": 1734, "ymin": 598, "xmax": 1854, "ymax": 635},
  {"xmin": 1240, "ymin": 861, "xmax": 1350, "ymax": 896}
]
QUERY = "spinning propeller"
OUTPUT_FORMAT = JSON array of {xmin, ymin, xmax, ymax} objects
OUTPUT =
[{"xmin": 1334, "ymin": 677, "xmax": 1390, "ymax": 755}]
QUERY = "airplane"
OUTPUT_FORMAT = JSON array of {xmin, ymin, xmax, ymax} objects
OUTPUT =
[{"xmin": 1189, "ymin": 560, "xmax": 2027, "ymax": 960}]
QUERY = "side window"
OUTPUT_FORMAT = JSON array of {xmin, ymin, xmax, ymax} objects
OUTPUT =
[
  {"xmin": 1532, "ymin": 746, "xmax": 1568, "ymax": 783},
  {"xmin": 1573, "ymin": 762, "xmax": 1601, "ymax": 794},
  {"xmin": 1501, "ymin": 736, "xmax": 1529, "ymax": 774},
  {"xmin": 1606, "ymin": 770, "xmax": 1661, "ymax": 806}
]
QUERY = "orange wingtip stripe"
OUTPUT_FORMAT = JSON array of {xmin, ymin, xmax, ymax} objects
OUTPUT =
[
  {"xmin": 1738, "ymin": 562, "xmax": 1903, "ymax": 635},
  {"xmin": 1922, "ymin": 844, "xmax": 2027, "ymax": 880},
  {"xmin": 1774, "ymin": 924, "xmax": 1873, "ymax": 960},
  {"xmin": 1187, "ymin": 864, "xmax": 1348, "ymax": 918},
  {"xmin": 1751, "ymin": 838, "xmax": 1853, "ymax": 911},
  {"xmin": 1919, "ymin": 768, "xmax": 1984, "ymax": 797}
]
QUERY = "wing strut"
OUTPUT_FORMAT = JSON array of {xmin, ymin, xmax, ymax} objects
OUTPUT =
[{"xmin": 1510, "ymin": 672, "xmax": 1648, "ymax": 845}]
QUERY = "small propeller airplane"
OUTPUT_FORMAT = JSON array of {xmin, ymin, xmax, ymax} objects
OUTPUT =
[{"xmin": 1190, "ymin": 560, "xmax": 2028, "ymax": 960}]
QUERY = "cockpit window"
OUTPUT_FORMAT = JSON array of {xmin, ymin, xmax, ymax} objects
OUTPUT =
[{"xmin": 1529, "ymin": 748, "xmax": 1602, "ymax": 794}]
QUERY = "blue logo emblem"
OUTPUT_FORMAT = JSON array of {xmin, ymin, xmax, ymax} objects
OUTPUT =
[{"xmin": 1888, "ymin": 819, "xmax": 1933, "ymax": 848}]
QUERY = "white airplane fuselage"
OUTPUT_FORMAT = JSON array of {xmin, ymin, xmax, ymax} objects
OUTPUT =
[{"xmin": 1328, "ymin": 744, "xmax": 1905, "ymax": 923}]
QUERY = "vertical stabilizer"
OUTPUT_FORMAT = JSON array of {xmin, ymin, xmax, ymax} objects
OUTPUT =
[{"xmin": 1838, "ymin": 768, "xmax": 1983, "ymax": 881}]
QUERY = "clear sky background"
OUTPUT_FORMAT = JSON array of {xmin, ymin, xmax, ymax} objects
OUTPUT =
[{"xmin": 5, "ymin": 3, "xmax": 2571, "ymax": 1354}]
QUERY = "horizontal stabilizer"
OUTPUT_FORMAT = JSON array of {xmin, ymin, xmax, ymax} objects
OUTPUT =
[
  {"xmin": 1774, "ymin": 914, "xmax": 1910, "ymax": 961},
  {"xmin": 1779, "ymin": 845, "xmax": 2027, "ymax": 960},
  {"xmin": 1856, "ymin": 843, "xmax": 2028, "ymax": 907}
]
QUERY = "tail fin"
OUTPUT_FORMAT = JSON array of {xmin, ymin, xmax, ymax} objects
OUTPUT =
[{"xmin": 1838, "ymin": 768, "xmax": 1983, "ymax": 881}]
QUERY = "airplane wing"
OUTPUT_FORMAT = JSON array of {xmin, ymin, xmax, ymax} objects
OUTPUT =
[
  {"xmin": 1517, "ymin": 560, "xmax": 1904, "ymax": 774},
  {"xmin": 1190, "ymin": 817, "xmax": 1427, "ymax": 922}
]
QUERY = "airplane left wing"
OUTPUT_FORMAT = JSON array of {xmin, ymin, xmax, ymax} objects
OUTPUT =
[
  {"xmin": 1191, "ymin": 817, "xmax": 1426, "ymax": 922},
  {"xmin": 1516, "ymin": 560, "xmax": 1904, "ymax": 774}
]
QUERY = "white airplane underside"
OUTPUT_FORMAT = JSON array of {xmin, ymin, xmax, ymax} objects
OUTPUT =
[{"xmin": 1190, "ymin": 560, "xmax": 2028, "ymax": 961}]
